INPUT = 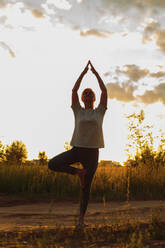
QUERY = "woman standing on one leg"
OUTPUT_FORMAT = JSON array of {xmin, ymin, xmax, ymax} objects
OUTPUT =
[{"xmin": 48, "ymin": 60, "xmax": 107, "ymax": 226}]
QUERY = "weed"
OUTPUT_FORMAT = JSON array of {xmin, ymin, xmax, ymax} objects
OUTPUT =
[
  {"xmin": 1, "ymin": 164, "xmax": 165, "ymax": 201},
  {"xmin": 148, "ymin": 202, "xmax": 165, "ymax": 240}
]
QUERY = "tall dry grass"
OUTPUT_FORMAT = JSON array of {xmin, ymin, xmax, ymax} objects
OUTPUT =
[{"xmin": 0, "ymin": 163, "xmax": 165, "ymax": 201}]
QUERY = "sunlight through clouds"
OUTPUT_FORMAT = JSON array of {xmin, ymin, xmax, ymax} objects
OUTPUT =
[
  {"xmin": 105, "ymin": 63, "xmax": 165, "ymax": 106},
  {"xmin": 0, "ymin": 0, "xmax": 165, "ymax": 162}
]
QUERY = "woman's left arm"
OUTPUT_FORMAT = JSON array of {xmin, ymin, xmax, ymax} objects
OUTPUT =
[{"xmin": 90, "ymin": 61, "xmax": 107, "ymax": 108}]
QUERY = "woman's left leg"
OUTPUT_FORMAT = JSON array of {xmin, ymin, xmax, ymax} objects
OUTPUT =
[{"xmin": 48, "ymin": 147, "xmax": 81, "ymax": 175}]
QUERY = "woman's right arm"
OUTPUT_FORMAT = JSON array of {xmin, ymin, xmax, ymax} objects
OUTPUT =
[{"xmin": 72, "ymin": 62, "xmax": 89, "ymax": 106}]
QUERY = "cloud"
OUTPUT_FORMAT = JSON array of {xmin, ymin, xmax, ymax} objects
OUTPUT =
[
  {"xmin": 0, "ymin": 41, "xmax": 16, "ymax": 58},
  {"xmin": 144, "ymin": 0, "xmax": 165, "ymax": 8},
  {"xmin": 143, "ymin": 28, "xmax": 165, "ymax": 54},
  {"xmin": 31, "ymin": 9, "xmax": 44, "ymax": 18},
  {"xmin": 142, "ymin": 21, "xmax": 165, "ymax": 53},
  {"xmin": 8, "ymin": 48, "xmax": 16, "ymax": 58},
  {"xmin": 150, "ymin": 71, "xmax": 165, "ymax": 78},
  {"xmin": 22, "ymin": 1, "xmax": 46, "ymax": 19},
  {"xmin": 138, "ymin": 83, "xmax": 165, "ymax": 104},
  {"xmin": 155, "ymin": 29, "xmax": 165, "ymax": 53},
  {"xmin": 106, "ymin": 81, "xmax": 136, "ymax": 102},
  {"xmin": 105, "ymin": 64, "xmax": 165, "ymax": 82},
  {"xmin": 142, "ymin": 21, "xmax": 160, "ymax": 44},
  {"xmin": 0, "ymin": 0, "xmax": 7, "ymax": 8},
  {"xmin": 106, "ymin": 81, "xmax": 165, "ymax": 105},
  {"xmin": 105, "ymin": 64, "xmax": 165, "ymax": 104},
  {"xmin": 80, "ymin": 29, "xmax": 111, "ymax": 38},
  {"xmin": 1, "ymin": 0, "xmax": 165, "ymax": 38},
  {"xmin": 144, "ymin": 21, "xmax": 160, "ymax": 33},
  {"xmin": 36, "ymin": 0, "xmax": 165, "ymax": 36},
  {"xmin": 102, "ymin": 0, "xmax": 165, "ymax": 11},
  {"xmin": 122, "ymin": 65, "xmax": 149, "ymax": 82},
  {"xmin": 0, "ymin": 15, "xmax": 7, "ymax": 25},
  {"xmin": 107, "ymin": 65, "xmax": 149, "ymax": 82},
  {"xmin": 1, "ymin": 0, "xmax": 46, "ymax": 20}
]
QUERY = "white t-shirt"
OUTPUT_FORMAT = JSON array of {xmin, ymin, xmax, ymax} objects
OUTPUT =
[{"xmin": 70, "ymin": 102, "xmax": 107, "ymax": 148}]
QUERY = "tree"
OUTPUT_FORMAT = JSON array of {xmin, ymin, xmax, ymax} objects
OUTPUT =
[
  {"xmin": 64, "ymin": 141, "xmax": 72, "ymax": 151},
  {"xmin": 38, "ymin": 151, "xmax": 48, "ymax": 165},
  {"xmin": 125, "ymin": 110, "xmax": 149, "ymax": 157},
  {"xmin": 124, "ymin": 109, "xmax": 164, "ymax": 169},
  {"xmin": 5, "ymin": 140, "xmax": 28, "ymax": 165},
  {"xmin": 0, "ymin": 140, "xmax": 5, "ymax": 163}
]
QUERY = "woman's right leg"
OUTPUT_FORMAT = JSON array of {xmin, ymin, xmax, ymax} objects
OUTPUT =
[{"xmin": 48, "ymin": 147, "xmax": 82, "ymax": 175}]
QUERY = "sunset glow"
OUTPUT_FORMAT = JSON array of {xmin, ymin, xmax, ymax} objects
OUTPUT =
[{"xmin": 1, "ymin": 0, "xmax": 165, "ymax": 163}]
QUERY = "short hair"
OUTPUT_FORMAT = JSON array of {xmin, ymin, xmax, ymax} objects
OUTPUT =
[{"xmin": 81, "ymin": 88, "xmax": 96, "ymax": 102}]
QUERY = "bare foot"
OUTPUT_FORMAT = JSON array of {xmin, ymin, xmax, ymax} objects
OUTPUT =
[
  {"xmin": 77, "ymin": 169, "xmax": 87, "ymax": 189},
  {"xmin": 77, "ymin": 215, "xmax": 88, "ymax": 227}
]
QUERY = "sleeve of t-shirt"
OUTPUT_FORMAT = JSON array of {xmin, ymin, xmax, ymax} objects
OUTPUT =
[
  {"xmin": 96, "ymin": 103, "xmax": 107, "ymax": 115},
  {"xmin": 71, "ymin": 101, "xmax": 81, "ymax": 115}
]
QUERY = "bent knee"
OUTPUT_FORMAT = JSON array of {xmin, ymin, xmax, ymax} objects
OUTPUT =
[
  {"xmin": 48, "ymin": 159, "xmax": 54, "ymax": 171},
  {"xmin": 48, "ymin": 158, "xmax": 60, "ymax": 171}
]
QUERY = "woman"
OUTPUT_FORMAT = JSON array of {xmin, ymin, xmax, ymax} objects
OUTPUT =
[{"xmin": 48, "ymin": 60, "xmax": 107, "ymax": 226}]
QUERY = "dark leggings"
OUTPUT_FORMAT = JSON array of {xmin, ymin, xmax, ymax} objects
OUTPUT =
[{"xmin": 48, "ymin": 146, "xmax": 99, "ymax": 216}]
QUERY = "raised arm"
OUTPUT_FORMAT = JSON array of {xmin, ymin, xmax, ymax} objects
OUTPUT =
[
  {"xmin": 72, "ymin": 62, "xmax": 90, "ymax": 106},
  {"xmin": 89, "ymin": 61, "xmax": 107, "ymax": 108}
]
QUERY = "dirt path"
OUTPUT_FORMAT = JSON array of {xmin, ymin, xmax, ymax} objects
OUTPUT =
[{"xmin": 0, "ymin": 195, "xmax": 165, "ymax": 231}]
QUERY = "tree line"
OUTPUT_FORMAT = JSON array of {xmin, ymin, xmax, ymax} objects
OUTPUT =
[
  {"xmin": 0, "ymin": 109, "xmax": 165, "ymax": 168},
  {"xmin": 0, "ymin": 140, "xmax": 48, "ymax": 165}
]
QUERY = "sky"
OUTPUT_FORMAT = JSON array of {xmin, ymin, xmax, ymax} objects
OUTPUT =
[{"xmin": 1, "ymin": 0, "xmax": 165, "ymax": 163}]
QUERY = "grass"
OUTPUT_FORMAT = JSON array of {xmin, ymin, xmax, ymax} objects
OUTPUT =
[
  {"xmin": 1, "ymin": 163, "xmax": 165, "ymax": 247},
  {"xmin": 0, "ymin": 205, "xmax": 165, "ymax": 248},
  {"xmin": 0, "ymin": 163, "xmax": 165, "ymax": 201}
]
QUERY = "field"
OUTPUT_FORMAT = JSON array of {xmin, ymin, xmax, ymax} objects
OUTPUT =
[
  {"xmin": 0, "ymin": 164, "xmax": 165, "ymax": 247},
  {"xmin": 1, "ymin": 164, "xmax": 165, "ymax": 201}
]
